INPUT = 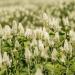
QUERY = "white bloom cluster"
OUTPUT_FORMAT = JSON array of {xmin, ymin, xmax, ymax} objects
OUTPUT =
[
  {"xmin": 51, "ymin": 48, "xmax": 58, "ymax": 61},
  {"xmin": 35, "ymin": 68, "xmax": 43, "ymax": 75},
  {"xmin": 49, "ymin": 17, "xmax": 61, "ymax": 31},
  {"xmin": 0, "ymin": 52, "xmax": 12, "ymax": 67},
  {"xmin": 2, "ymin": 25, "xmax": 12, "ymax": 39},
  {"xmin": 25, "ymin": 47, "xmax": 32, "ymax": 62},
  {"xmin": 64, "ymin": 39, "xmax": 72, "ymax": 55}
]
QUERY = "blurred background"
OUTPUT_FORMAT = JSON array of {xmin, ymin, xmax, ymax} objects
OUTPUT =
[{"xmin": 0, "ymin": 0, "xmax": 74, "ymax": 7}]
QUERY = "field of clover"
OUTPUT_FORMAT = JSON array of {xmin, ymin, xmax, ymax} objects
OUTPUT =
[{"xmin": 0, "ymin": 1, "xmax": 75, "ymax": 75}]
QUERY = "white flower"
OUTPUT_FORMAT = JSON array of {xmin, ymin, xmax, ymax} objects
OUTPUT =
[
  {"xmin": 35, "ymin": 68, "xmax": 43, "ymax": 75},
  {"xmin": 64, "ymin": 39, "xmax": 72, "ymax": 54},
  {"xmin": 51, "ymin": 48, "xmax": 58, "ymax": 61},
  {"xmin": 69, "ymin": 29, "xmax": 75, "ymax": 42},
  {"xmin": 25, "ymin": 47, "xmax": 32, "ymax": 62},
  {"xmin": 0, "ymin": 24, "xmax": 3, "ymax": 37},
  {"xmin": 2, "ymin": 25, "xmax": 12, "ymax": 39},
  {"xmin": 24, "ymin": 28, "xmax": 32, "ymax": 39},
  {"xmin": 34, "ymin": 28, "xmax": 43, "ymax": 39},
  {"xmin": 18, "ymin": 23, "xmax": 24, "ymax": 35},
  {"xmin": 34, "ymin": 47, "xmax": 39, "ymax": 56},
  {"xmin": 64, "ymin": 40, "xmax": 69, "ymax": 52},
  {"xmin": 60, "ymin": 46, "xmax": 64, "ymax": 51},
  {"xmin": 49, "ymin": 40, "xmax": 54, "ymax": 47},
  {"xmin": 54, "ymin": 32, "xmax": 60, "ymax": 42},
  {"xmin": 42, "ymin": 27, "xmax": 49, "ymax": 41},
  {"xmin": 15, "ymin": 40, "xmax": 20, "ymax": 48},
  {"xmin": 30, "ymin": 39, "xmax": 37, "ymax": 47},
  {"xmin": 49, "ymin": 17, "xmax": 61, "ymax": 31},
  {"xmin": 38, "ymin": 40, "xmax": 44, "ymax": 51},
  {"xmin": 60, "ymin": 53, "xmax": 66, "ymax": 63},
  {"xmin": 12, "ymin": 20, "xmax": 17, "ymax": 35},
  {"xmin": 0, "ymin": 52, "xmax": 2, "ymax": 67},
  {"xmin": 38, "ymin": 40, "xmax": 49, "ymax": 58},
  {"xmin": 62, "ymin": 17, "xmax": 69, "ymax": 26},
  {"xmin": 3, "ymin": 52, "xmax": 11, "ymax": 66},
  {"xmin": 41, "ymin": 47, "xmax": 49, "ymax": 59}
]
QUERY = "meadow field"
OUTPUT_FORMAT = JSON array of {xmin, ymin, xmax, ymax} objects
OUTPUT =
[{"xmin": 0, "ymin": 0, "xmax": 75, "ymax": 75}]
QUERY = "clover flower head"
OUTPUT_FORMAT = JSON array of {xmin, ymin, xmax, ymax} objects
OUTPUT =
[
  {"xmin": 64, "ymin": 39, "xmax": 72, "ymax": 54},
  {"xmin": 60, "ymin": 53, "xmax": 66, "ymax": 63},
  {"xmin": 25, "ymin": 28, "xmax": 32, "ymax": 39},
  {"xmin": 42, "ymin": 27, "xmax": 49, "ymax": 40},
  {"xmin": 30, "ymin": 39, "xmax": 37, "ymax": 47},
  {"xmin": 38, "ymin": 40, "xmax": 44, "ymax": 51},
  {"xmin": 25, "ymin": 47, "xmax": 32, "ymax": 62},
  {"xmin": 49, "ymin": 17, "xmax": 60, "ymax": 31},
  {"xmin": 35, "ymin": 68, "xmax": 43, "ymax": 75},
  {"xmin": 12, "ymin": 20, "xmax": 17, "ymax": 35},
  {"xmin": 62, "ymin": 17, "xmax": 69, "ymax": 26},
  {"xmin": 51, "ymin": 48, "xmax": 58, "ymax": 61},
  {"xmin": 54, "ymin": 32, "xmax": 60, "ymax": 41},
  {"xmin": 2, "ymin": 25, "xmax": 12, "ymax": 39},
  {"xmin": 41, "ymin": 48, "xmax": 48, "ymax": 59},
  {"xmin": 34, "ymin": 46, "xmax": 39, "ymax": 56},
  {"xmin": 18, "ymin": 23, "xmax": 24, "ymax": 34},
  {"xmin": 15, "ymin": 40, "xmax": 20, "ymax": 48},
  {"xmin": 35, "ymin": 27, "xmax": 43, "ymax": 39},
  {"xmin": 0, "ymin": 24, "xmax": 3, "ymax": 37},
  {"xmin": 69, "ymin": 29, "xmax": 75, "ymax": 42},
  {"xmin": 3, "ymin": 52, "xmax": 11, "ymax": 66}
]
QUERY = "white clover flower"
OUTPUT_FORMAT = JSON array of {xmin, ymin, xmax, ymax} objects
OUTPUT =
[
  {"xmin": 35, "ymin": 68, "xmax": 43, "ymax": 75},
  {"xmin": 0, "ymin": 52, "xmax": 2, "ymax": 67},
  {"xmin": 62, "ymin": 17, "xmax": 69, "ymax": 26},
  {"xmin": 38, "ymin": 40, "xmax": 44, "ymax": 51},
  {"xmin": 51, "ymin": 48, "xmax": 58, "ymax": 61},
  {"xmin": 54, "ymin": 32, "xmax": 60, "ymax": 42},
  {"xmin": 12, "ymin": 20, "xmax": 17, "ymax": 35},
  {"xmin": 42, "ymin": 27, "xmax": 50, "ymax": 41},
  {"xmin": 34, "ymin": 28, "xmax": 43, "ymax": 39},
  {"xmin": 69, "ymin": 43, "xmax": 72, "ymax": 57},
  {"xmin": 3, "ymin": 52, "xmax": 11, "ymax": 66},
  {"xmin": 41, "ymin": 47, "xmax": 49, "ymax": 59},
  {"xmin": 64, "ymin": 39, "xmax": 72, "ymax": 54},
  {"xmin": 25, "ymin": 47, "xmax": 32, "ymax": 62},
  {"xmin": 2, "ymin": 25, "xmax": 12, "ymax": 39},
  {"xmin": 18, "ymin": 23, "xmax": 24, "ymax": 35},
  {"xmin": 34, "ymin": 46, "xmax": 39, "ymax": 56},
  {"xmin": 60, "ymin": 53, "xmax": 66, "ymax": 63},
  {"xmin": 69, "ymin": 29, "xmax": 75, "ymax": 42},
  {"xmin": 49, "ymin": 17, "xmax": 61, "ymax": 31},
  {"xmin": 64, "ymin": 39, "xmax": 69, "ymax": 52},
  {"xmin": 0, "ymin": 24, "xmax": 3, "ymax": 37},
  {"xmin": 60, "ymin": 46, "xmax": 64, "ymax": 51},
  {"xmin": 49, "ymin": 40, "xmax": 54, "ymax": 47},
  {"xmin": 15, "ymin": 40, "xmax": 20, "ymax": 48},
  {"xmin": 24, "ymin": 28, "xmax": 33, "ymax": 39},
  {"xmin": 30, "ymin": 39, "xmax": 37, "ymax": 47}
]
